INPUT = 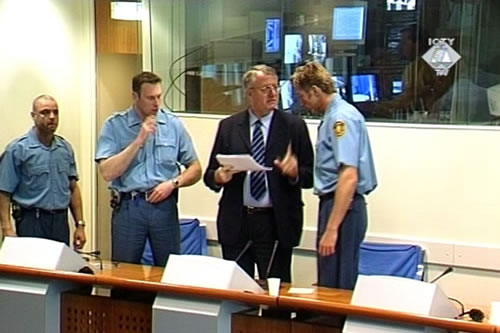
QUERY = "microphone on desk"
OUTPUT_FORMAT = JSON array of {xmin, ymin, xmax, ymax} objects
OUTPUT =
[
  {"xmin": 75, "ymin": 250, "xmax": 103, "ymax": 271},
  {"xmin": 433, "ymin": 267, "xmax": 485, "ymax": 323},
  {"xmin": 234, "ymin": 240, "xmax": 253, "ymax": 263},
  {"xmin": 76, "ymin": 250, "xmax": 102, "ymax": 256},
  {"xmin": 429, "ymin": 266, "xmax": 453, "ymax": 284},
  {"xmin": 264, "ymin": 240, "xmax": 279, "ymax": 280}
]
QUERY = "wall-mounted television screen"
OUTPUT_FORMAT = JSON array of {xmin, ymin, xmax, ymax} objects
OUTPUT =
[
  {"xmin": 386, "ymin": 0, "xmax": 416, "ymax": 11},
  {"xmin": 265, "ymin": 18, "xmax": 281, "ymax": 53},
  {"xmin": 351, "ymin": 74, "xmax": 379, "ymax": 102},
  {"xmin": 284, "ymin": 34, "xmax": 303, "ymax": 64},
  {"xmin": 332, "ymin": 1, "xmax": 367, "ymax": 45},
  {"xmin": 307, "ymin": 34, "xmax": 327, "ymax": 62}
]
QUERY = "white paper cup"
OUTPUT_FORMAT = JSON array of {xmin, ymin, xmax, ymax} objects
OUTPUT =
[
  {"xmin": 267, "ymin": 277, "xmax": 281, "ymax": 297},
  {"xmin": 490, "ymin": 301, "xmax": 500, "ymax": 325}
]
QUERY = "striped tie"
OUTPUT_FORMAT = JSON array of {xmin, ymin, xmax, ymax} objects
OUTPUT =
[{"xmin": 250, "ymin": 120, "xmax": 266, "ymax": 200}]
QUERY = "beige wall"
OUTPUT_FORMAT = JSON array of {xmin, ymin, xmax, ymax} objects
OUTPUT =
[{"xmin": 0, "ymin": 0, "xmax": 96, "ymax": 248}]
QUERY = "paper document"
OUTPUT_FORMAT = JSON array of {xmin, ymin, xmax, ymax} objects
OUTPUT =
[
  {"xmin": 216, "ymin": 154, "xmax": 272, "ymax": 171},
  {"xmin": 288, "ymin": 287, "xmax": 314, "ymax": 294}
]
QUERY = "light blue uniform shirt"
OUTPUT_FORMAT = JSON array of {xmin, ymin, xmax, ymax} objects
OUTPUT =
[
  {"xmin": 243, "ymin": 110, "xmax": 274, "ymax": 207},
  {"xmin": 95, "ymin": 107, "xmax": 198, "ymax": 192},
  {"xmin": 314, "ymin": 96, "xmax": 377, "ymax": 196},
  {"xmin": 0, "ymin": 127, "xmax": 78, "ymax": 210}
]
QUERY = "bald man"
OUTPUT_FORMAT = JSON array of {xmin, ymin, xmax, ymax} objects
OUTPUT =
[{"xmin": 0, "ymin": 95, "xmax": 86, "ymax": 248}]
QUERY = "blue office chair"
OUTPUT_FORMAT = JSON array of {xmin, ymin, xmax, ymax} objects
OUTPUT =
[
  {"xmin": 358, "ymin": 242, "xmax": 425, "ymax": 280},
  {"xmin": 141, "ymin": 218, "xmax": 208, "ymax": 265}
]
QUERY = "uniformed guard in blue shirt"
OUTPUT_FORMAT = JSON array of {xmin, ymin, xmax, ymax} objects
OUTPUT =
[
  {"xmin": 292, "ymin": 62, "xmax": 378, "ymax": 290},
  {"xmin": 0, "ymin": 95, "xmax": 86, "ymax": 248},
  {"xmin": 95, "ymin": 71, "xmax": 202, "ymax": 266}
]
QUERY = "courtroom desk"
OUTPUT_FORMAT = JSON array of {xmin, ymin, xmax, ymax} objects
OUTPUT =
[
  {"xmin": 277, "ymin": 285, "xmax": 498, "ymax": 333},
  {"xmin": 0, "ymin": 262, "xmax": 276, "ymax": 306}
]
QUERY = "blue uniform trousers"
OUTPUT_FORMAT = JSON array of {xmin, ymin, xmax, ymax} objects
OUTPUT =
[
  {"xmin": 15, "ymin": 208, "xmax": 70, "ymax": 245},
  {"xmin": 112, "ymin": 195, "xmax": 180, "ymax": 267},
  {"xmin": 317, "ymin": 192, "xmax": 367, "ymax": 290}
]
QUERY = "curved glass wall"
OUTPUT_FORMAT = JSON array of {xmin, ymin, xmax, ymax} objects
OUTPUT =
[{"xmin": 147, "ymin": 0, "xmax": 500, "ymax": 125}]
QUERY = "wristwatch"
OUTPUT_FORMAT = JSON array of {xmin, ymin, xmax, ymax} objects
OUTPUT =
[
  {"xmin": 76, "ymin": 220, "xmax": 86, "ymax": 228},
  {"xmin": 172, "ymin": 177, "xmax": 180, "ymax": 189}
]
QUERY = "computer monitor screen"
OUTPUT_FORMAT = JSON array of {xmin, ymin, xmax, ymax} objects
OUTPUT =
[
  {"xmin": 332, "ymin": 76, "xmax": 347, "ymax": 98},
  {"xmin": 386, "ymin": 0, "xmax": 416, "ymax": 11},
  {"xmin": 280, "ymin": 80, "xmax": 296, "ymax": 110},
  {"xmin": 308, "ymin": 34, "xmax": 327, "ymax": 62},
  {"xmin": 284, "ymin": 34, "xmax": 303, "ymax": 64},
  {"xmin": 265, "ymin": 18, "xmax": 280, "ymax": 53},
  {"xmin": 392, "ymin": 79, "xmax": 403, "ymax": 95},
  {"xmin": 351, "ymin": 74, "xmax": 379, "ymax": 102},
  {"xmin": 332, "ymin": 2, "xmax": 367, "ymax": 44}
]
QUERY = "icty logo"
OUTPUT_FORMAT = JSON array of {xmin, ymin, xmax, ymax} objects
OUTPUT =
[{"xmin": 422, "ymin": 38, "xmax": 461, "ymax": 76}]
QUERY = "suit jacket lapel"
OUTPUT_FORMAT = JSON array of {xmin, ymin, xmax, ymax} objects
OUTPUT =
[
  {"xmin": 266, "ymin": 110, "xmax": 286, "ymax": 162},
  {"xmin": 237, "ymin": 110, "xmax": 251, "ymax": 152}
]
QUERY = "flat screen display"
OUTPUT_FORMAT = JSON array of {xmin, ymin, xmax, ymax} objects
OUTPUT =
[
  {"xmin": 265, "ymin": 18, "xmax": 281, "ymax": 53},
  {"xmin": 280, "ymin": 80, "xmax": 296, "ymax": 110},
  {"xmin": 307, "ymin": 34, "xmax": 327, "ymax": 63},
  {"xmin": 386, "ymin": 0, "xmax": 416, "ymax": 11},
  {"xmin": 284, "ymin": 34, "xmax": 303, "ymax": 64},
  {"xmin": 332, "ymin": 75, "xmax": 347, "ymax": 98},
  {"xmin": 351, "ymin": 74, "xmax": 379, "ymax": 102},
  {"xmin": 332, "ymin": 3, "xmax": 367, "ymax": 44},
  {"xmin": 392, "ymin": 79, "xmax": 403, "ymax": 95}
]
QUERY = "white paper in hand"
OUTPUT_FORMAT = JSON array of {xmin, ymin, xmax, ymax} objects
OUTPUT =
[{"xmin": 216, "ymin": 154, "xmax": 272, "ymax": 171}]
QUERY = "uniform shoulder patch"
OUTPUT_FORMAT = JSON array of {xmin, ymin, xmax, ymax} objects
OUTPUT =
[{"xmin": 333, "ymin": 120, "xmax": 346, "ymax": 138}]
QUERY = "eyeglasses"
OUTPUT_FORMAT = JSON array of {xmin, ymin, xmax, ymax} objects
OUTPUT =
[{"xmin": 250, "ymin": 84, "xmax": 279, "ymax": 94}]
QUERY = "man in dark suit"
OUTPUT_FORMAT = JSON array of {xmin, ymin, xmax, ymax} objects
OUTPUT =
[{"xmin": 204, "ymin": 65, "xmax": 314, "ymax": 282}]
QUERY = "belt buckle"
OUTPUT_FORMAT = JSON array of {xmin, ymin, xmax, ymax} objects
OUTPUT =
[{"xmin": 246, "ymin": 206, "xmax": 259, "ymax": 214}]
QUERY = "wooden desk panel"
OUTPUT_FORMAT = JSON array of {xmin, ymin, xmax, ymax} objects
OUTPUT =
[{"xmin": 93, "ymin": 261, "xmax": 164, "ymax": 282}]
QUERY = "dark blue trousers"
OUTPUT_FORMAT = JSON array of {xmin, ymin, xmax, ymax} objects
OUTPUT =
[
  {"xmin": 15, "ymin": 209, "xmax": 69, "ymax": 245},
  {"xmin": 112, "ymin": 195, "xmax": 180, "ymax": 266},
  {"xmin": 317, "ymin": 193, "xmax": 367, "ymax": 290}
]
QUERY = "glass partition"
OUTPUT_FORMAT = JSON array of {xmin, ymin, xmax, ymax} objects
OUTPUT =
[{"xmin": 147, "ymin": 0, "xmax": 500, "ymax": 125}]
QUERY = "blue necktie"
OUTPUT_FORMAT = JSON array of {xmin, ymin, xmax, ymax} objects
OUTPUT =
[{"xmin": 250, "ymin": 120, "xmax": 266, "ymax": 200}]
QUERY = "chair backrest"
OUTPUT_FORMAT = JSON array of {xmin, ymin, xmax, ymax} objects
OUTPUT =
[
  {"xmin": 358, "ymin": 242, "xmax": 425, "ymax": 280},
  {"xmin": 141, "ymin": 218, "xmax": 208, "ymax": 265}
]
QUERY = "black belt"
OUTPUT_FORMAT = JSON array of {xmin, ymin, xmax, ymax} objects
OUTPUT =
[
  {"xmin": 120, "ymin": 191, "xmax": 148, "ymax": 200},
  {"xmin": 244, "ymin": 206, "xmax": 273, "ymax": 214},
  {"xmin": 22, "ymin": 207, "xmax": 67, "ymax": 215}
]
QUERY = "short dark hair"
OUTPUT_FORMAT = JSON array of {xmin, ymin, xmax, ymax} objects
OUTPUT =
[{"xmin": 132, "ymin": 71, "xmax": 162, "ymax": 95}]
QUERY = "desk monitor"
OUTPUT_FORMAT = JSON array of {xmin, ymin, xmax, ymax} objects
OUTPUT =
[
  {"xmin": 386, "ymin": 0, "xmax": 416, "ymax": 11},
  {"xmin": 307, "ymin": 34, "xmax": 327, "ymax": 62},
  {"xmin": 284, "ymin": 34, "xmax": 303, "ymax": 64},
  {"xmin": 487, "ymin": 83, "xmax": 500, "ymax": 117},
  {"xmin": 331, "ymin": 1, "xmax": 367, "ymax": 46},
  {"xmin": 280, "ymin": 80, "xmax": 296, "ymax": 110},
  {"xmin": 351, "ymin": 73, "xmax": 379, "ymax": 102},
  {"xmin": 392, "ymin": 79, "xmax": 403, "ymax": 95},
  {"xmin": 265, "ymin": 18, "xmax": 280, "ymax": 53},
  {"xmin": 332, "ymin": 75, "xmax": 347, "ymax": 98}
]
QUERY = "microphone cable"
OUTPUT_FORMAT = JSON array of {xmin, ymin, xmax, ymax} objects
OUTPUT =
[{"xmin": 448, "ymin": 297, "xmax": 485, "ymax": 322}]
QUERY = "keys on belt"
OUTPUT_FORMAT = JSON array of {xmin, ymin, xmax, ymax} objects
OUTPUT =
[{"xmin": 120, "ymin": 191, "xmax": 150, "ymax": 200}]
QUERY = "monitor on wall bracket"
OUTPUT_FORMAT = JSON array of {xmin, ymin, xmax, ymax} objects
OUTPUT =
[{"xmin": 331, "ymin": 1, "xmax": 368, "ymax": 48}]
